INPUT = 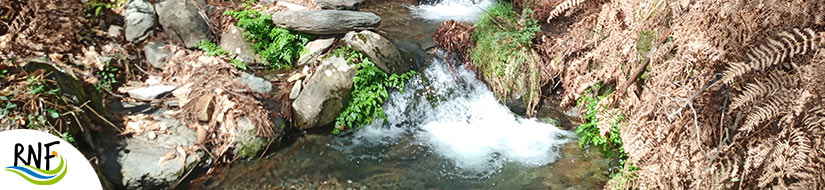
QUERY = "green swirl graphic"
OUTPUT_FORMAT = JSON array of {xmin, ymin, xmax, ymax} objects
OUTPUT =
[{"xmin": 4, "ymin": 156, "xmax": 68, "ymax": 185}]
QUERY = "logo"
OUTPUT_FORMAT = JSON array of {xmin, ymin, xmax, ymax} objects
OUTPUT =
[
  {"xmin": 0, "ymin": 130, "xmax": 101, "ymax": 189},
  {"xmin": 5, "ymin": 141, "xmax": 68, "ymax": 185}
]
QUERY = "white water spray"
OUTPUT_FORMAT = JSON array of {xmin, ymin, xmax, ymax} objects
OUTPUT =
[
  {"xmin": 338, "ymin": 57, "xmax": 574, "ymax": 177},
  {"xmin": 409, "ymin": 0, "xmax": 494, "ymax": 22}
]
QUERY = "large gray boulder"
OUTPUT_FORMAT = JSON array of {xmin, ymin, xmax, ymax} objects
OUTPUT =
[
  {"xmin": 155, "ymin": 0, "xmax": 211, "ymax": 48},
  {"xmin": 292, "ymin": 55, "xmax": 356, "ymax": 130},
  {"xmin": 270, "ymin": 10, "xmax": 380, "ymax": 35},
  {"xmin": 124, "ymin": 0, "xmax": 156, "ymax": 43},
  {"xmin": 317, "ymin": 0, "xmax": 364, "ymax": 10},
  {"xmin": 101, "ymin": 113, "xmax": 202, "ymax": 190},
  {"xmin": 342, "ymin": 30, "xmax": 411, "ymax": 74},
  {"xmin": 220, "ymin": 25, "xmax": 262, "ymax": 64},
  {"xmin": 22, "ymin": 58, "xmax": 108, "ymax": 150}
]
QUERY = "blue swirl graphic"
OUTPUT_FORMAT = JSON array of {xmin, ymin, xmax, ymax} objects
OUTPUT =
[{"xmin": 4, "ymin": 166, "xmax": 58, "ymax": 180}]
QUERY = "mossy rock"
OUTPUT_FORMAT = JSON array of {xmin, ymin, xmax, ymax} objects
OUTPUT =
[{"xmin": 233, "ymin": 116, "xmax": 285, "ymax": 158}]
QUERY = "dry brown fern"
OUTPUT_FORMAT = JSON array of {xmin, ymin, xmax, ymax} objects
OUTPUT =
[
  {"xmin": 739, "ymin": 88, "xmax": 795, "ymax": 134},
  {"xmin": 545, "ymin": 0, "xmax": 587, "ymax": 23},
  {"xmin": 722, "ymin": 28, "xmax": 823, "ymax": 84},
  {"xmin": 729, "ymin": 70, "xmax": 796, "ymax": 111}
]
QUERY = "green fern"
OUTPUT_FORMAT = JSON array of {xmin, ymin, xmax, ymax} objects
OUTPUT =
[
  {"xmin": 224, "ymin": 9, "xmax": 308, "ymax": 70},
  {"xmin": 230, "ymin": 59, "xmax": 247, "ymax": 70},
  {"xmin": 197, "ymin": 40, "xmax": 247, "ymax": 70},
  {"xmin": 575, "ymin": 82, "xmax": 628, "ymax": 160},
  {"xmin": 333, "ymin": 47, "xmax": 416, "ymax": 134},
  {"xmin": 197, "ymin": 40, "xmax": 228, "ymax": 56}
]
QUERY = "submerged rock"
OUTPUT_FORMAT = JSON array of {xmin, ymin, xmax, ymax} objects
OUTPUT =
[
  {"xmin": 232, "ymin": 116, "xmax": 282, "ymax": 158},
  {"xmin": 124, "ymin": 0, "xmax": 156, "ymax": 43},
  {"xmin": 270, "ymin": 10, "xmax": 380, "ymax": 35},
  {"xmin": 504, "ymin": 94, "xmax": 527, "ymax": 116},
  {"xmin": 342, "ymin": 30, "xmax": 411, "ymax": 74},
  {"xmin": 292, "ymin": 55, "xmax": 356, "ymax": 130},
  {"xmin": 155, "ymin": 0, "xmax": 211, "ymax": 48}
]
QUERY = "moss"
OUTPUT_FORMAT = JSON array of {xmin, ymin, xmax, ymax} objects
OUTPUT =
[
  {"xmin": 236, "ymin": 131, "xmax": 268, "ymax": 159},
  {"xmin": 636, "ymin": 30, "xmax": 656, "ymax": 56},
  {"xmin": 357, "ymin": 33, "xmax": 368, "ymax": 44}
]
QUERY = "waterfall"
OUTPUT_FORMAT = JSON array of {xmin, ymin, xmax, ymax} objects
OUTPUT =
[
  {"xmin": 409, "ymin": 0, "xmax": 494, "ymax": 22},
  {"xmin": 334, "ymin": 56, "xmax": 574, "ymax": 178}
]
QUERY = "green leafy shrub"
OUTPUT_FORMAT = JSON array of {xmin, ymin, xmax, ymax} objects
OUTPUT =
[
  {"xmin": 471, "ymin": 2, "xmax": 543, "ymax": 114},
  {"xmin": 576, "ymin": 82, "xmax": 637, "ymax": 187},
  {"xmin": 333, "ymin": 47, "xmax": 415, "ymax": 134},
  {"xmin": 224, "ymin": 9, "xmax": 308, "ymax": 70},
  {"xmin": 575, "ymin": 82, "xmax": 628, "ymax": 160}
]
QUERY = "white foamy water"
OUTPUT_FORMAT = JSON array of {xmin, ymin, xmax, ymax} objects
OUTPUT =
[
  {"xmin": 409, "ymin": 0, "xmax": 494, "ymax": 22},
  {"xmin": 337, "ymin": 57, "xmax": 574, "ymax": 177}
]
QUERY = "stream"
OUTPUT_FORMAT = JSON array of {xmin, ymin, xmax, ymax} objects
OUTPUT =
[{"xmin": 207, "ymin": 0, "xmax": 612, "ymax": 189}]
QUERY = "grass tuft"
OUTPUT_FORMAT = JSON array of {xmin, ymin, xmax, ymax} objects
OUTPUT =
[{"xmin": 471, "ymin": 2, "xmax": 543, "ymax": 114}]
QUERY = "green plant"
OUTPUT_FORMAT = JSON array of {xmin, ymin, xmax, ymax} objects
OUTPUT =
[
  {"xmin": 0, "ymin": 96, "xmax": 15, "ymax": 119},
  {"xmin": 1, "ymin": 69, "xmax": 8, "ymax": 78},
  {"xmin": 471, "ymin": 2, "xmax": 543, "ymax": 114},
  {"xmin": 85, "ymin": 0, "xmax": 125, "ymax": 17},
  {"xmin": 333, "ymin": 47, "xmax": 415, "ymax": 134},
  {"xmin": 197, "ymin": 40, "xmax": 249, "ymax": 70},
  {"xmin": 230, "ymin": 59, "xmax": 248, "ymax": 70},
  {"xmin": 197, "ymin": 39, "xmax": 229, "ymax": 56},
  {"xmin": 27, "ymin": 75, "xmax": 46, "ymax": 95},
  {"xmin": 20, "ymin": 75, "xmax": 61, "ymax": 129},
  {"xmin": 576, "ymin": 82, "xmax": 638, "ymax": 187},
  {"xmin": 224, "ymin": 9, "xmax": 308, "ymax": 70},
  {"xmin": 608, "ymin": 162, "xmax": 639, "ymax": 189},
  {"xmin": 94, "ymin": 66, "xmax": 119, "ymax": 91},
  {"xmin": 575, "ymin": 82, "xmax": 628, "ymax": 160},
  {"xmin": 60, "ymin": 132, "xmax": 75, "ymax": 143}
]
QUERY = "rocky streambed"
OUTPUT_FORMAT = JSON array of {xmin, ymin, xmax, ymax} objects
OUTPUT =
[{"xmin": 6, "ymin": 0, "xmax": 614, "ymax": 189}]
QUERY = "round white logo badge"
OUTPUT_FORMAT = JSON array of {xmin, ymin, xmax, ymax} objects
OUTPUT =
[{"xmin": 0, "ymin": 129, "xmax": 102, "ymax": 189}]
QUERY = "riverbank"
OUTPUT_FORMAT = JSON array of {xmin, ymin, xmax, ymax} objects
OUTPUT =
[{"xmin": 436, "ymin": 0, "xmax": 825, "ymax": 188}]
